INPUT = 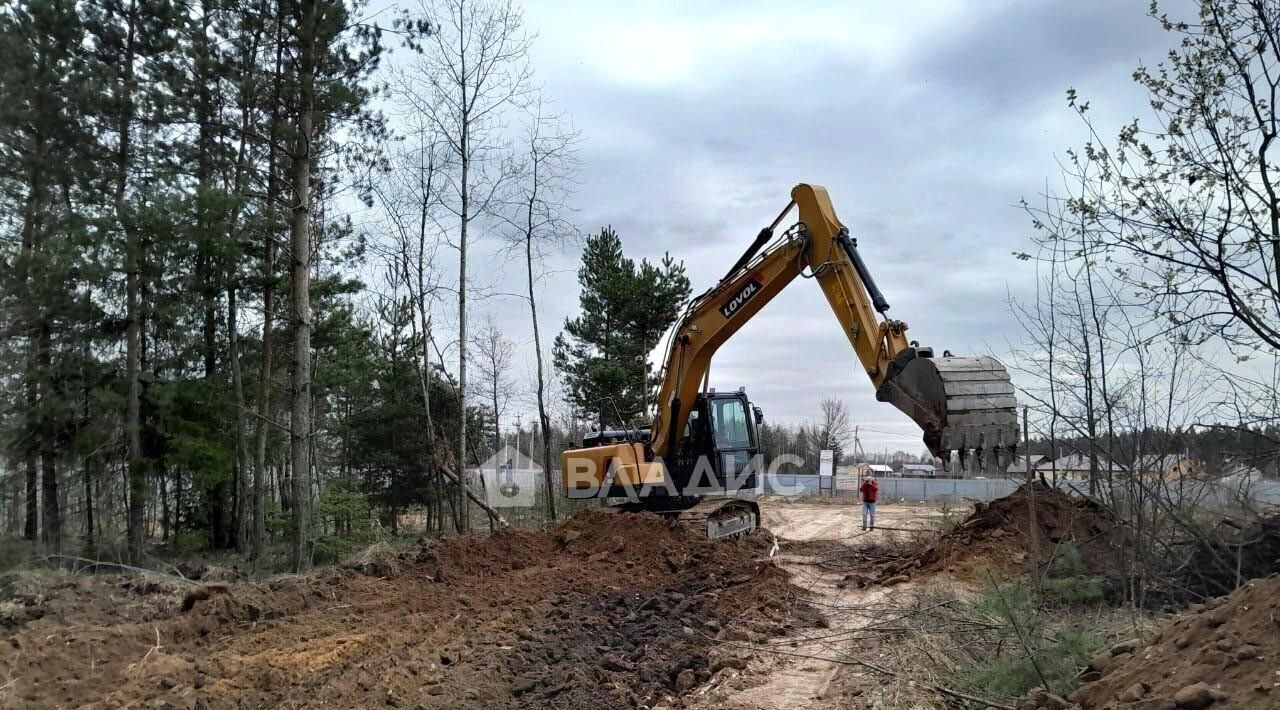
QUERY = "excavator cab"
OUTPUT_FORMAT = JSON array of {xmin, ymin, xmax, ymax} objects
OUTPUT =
[
  {"xmin": 571, "ymin": 389, "xmax": 762, "ymax": 539},
  {"xmin": 670, "ymin": 389, "xmax": 762, "ymax": 496}
]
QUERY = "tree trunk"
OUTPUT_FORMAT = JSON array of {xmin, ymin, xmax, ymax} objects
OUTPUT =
[
  {"xmin": 414, "ymin": 176, "xmax": 439, "ymax": 533},
  {"xmin": 229, "ymin": 286, "xmax": 252, "ymax": 551},
  {"xmin": 526, "ymin": 235, "xmax": 556, "ymax": 520},
  {"xmin": 114, "ymin": 0, "xmax": 144, "ymax": 561},
  {"xmin": 253, "ymin": 229, "xmax": 276, "ymax": 558},
  {"xmin": 124, "ymin": 207, "xmax": 144, "ymax": 559},
  {"xmin": 37, "ymin": 321, "xmax": 59, "ymax": 551},
  {"xmin": 457, "ymin": 101, "xmax": 470, "ymax": 534},
  {"xmin": 288, "ymin": 0, "xmax": 316, "ymax": 571},
  {"xmin": 19, "ymin": 153, "xmax": 44, "ymax": 544},
  {"xmin": 159, "ymin": 464, "xmax": 169, "ymax": 541},
  {"xmin": 23, "ymin": 375, "xmax": 37, "ymax": 542},
  {"xmin": 457, "ymin": 217, "xmax": 469, "ymax": 533},
  {"xmin": 39, "ymin": 446, "xmax": 58, "ymax": 551},
  {"xmin": 83, "ymin": 460, "xmax": 94, "ymax": 550},
  {"xmin": 279, "ymin": 455, "xmax": 291, "ymax": 513},
  {"xmin": 457, "ymin": 265, "xmax": 469, "ymax": 530},
  {"xmin": 80, "ymin": 353, "xmax": 95, "ymax": 550},
  {"xmin": 251, "ymin": 0, "xmax": 287, "ymax": 568},
  {"xmin": 490, "ymin": 386, "xmax": 499, "ymax": 455}
]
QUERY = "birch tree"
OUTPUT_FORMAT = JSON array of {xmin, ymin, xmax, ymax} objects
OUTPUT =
[
  {"xmin": 405, "ymin": 0, "xmax": 532, "ymax": 531},
  {"xmin": 503, "ymin": 99, "xmax": 580, "ymax": 520},
  {"xmin": 470, "ymin": 315, "xmax": 515, "ymax": 452}
]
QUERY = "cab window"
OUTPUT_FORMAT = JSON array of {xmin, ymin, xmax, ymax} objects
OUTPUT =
[
  {"xmin": 710, "ymin": 399, "xmax": 751, "ymax": 449},
  {"xmin": 684, "ymin": 409, "xmax": 700, "ymax": 438}
]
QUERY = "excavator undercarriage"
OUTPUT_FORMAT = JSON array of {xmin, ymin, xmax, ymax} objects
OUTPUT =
[{"xmin": 604, "ymin": 498, "xmax": 760, "ymax": 540}]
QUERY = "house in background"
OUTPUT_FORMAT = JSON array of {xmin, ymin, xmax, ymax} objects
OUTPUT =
[
  {"xmin": 1132, "ymin": 454, "xmax": 1201, "ymax": 481},
  {"xmin": 1006, "ymin": 454, "xmax": 1045, "ymax": 477},
  {"xmin": 898, "ymin": 462, "xmax": 936, "ymax": 477},
  {"xmin": 1035, "ymin": 454, "xmax": 1126, "ymax": 480},
  {"xmin": 1219, "ymin": 458, "xmax": 1267, "ymax": 487},
  {"xmin": 855, "ymin": 463, "xmax": 895, "ymax": 478}
]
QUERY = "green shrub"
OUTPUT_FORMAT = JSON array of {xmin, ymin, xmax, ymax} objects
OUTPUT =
[
  {"xmin": 265, "ymin": 501, "xmax": 289, "ymax": 537},
  {"xmin": 168, "ymin": 531, "xmax": 209, "ymax": 555},
  {"xmin": 1043, "ymin": 576, "xmax": 1104, "ymax": 603},
  {"xmin": 955, "ymin": 580, "xmax": 1105, "ymax": 697},
  {"xmin": 1048, "ymin": 542, "xmax": 1086, "ymax": 577},
  {"xmin": 964, "ymin": 634, "xmax": 1101, "ymax": 698},
  {"xmin": 312, "ymin": 480, "xmax": 385, "ymax": 563},
  {"xmin": 933, "ymin": 498, "xmax": 965, "ymax": 533},
  {"xmin": 1056, "ymin": 629, "xmax": 1106, "ymax": 659},
  {"xmin": 0, "ymin": 538, "xmax": 37, "ymax": 573},
  {"xmin": 971, "ymin": 576, "xmax": 1035, "ymax": 619}
]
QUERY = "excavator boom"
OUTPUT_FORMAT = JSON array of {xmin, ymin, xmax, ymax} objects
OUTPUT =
[{"xmin": 648, "ymin": 184, "xmax": 1018, "ymax": 467}]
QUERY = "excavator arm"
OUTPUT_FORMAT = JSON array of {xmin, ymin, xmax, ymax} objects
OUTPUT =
[{"xmin": 649, "ymin": 183, "xmax": 1018, "ymax": 469}]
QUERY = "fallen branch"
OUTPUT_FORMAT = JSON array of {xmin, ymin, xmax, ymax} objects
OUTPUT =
[
  {"xmin": 130, "ymin": 627, "xmax": 163, "ymax": 678},
  {"xmin": 41, "ymin": 555, "xmax": 197, "ymax": 586},
  {"xmin": 933, "ymin": 685, "xmax": 1018, "ymax": 710},
  {"xmin": 706, "ymin": 632, "xmax": 1016, "ymax": 709},
  {"xmin": 440, "ymin": 460, "xmax": 510, "ymax": 529}
]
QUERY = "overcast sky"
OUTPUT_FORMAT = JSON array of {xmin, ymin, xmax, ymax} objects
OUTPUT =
[{"xmin": 395, "ymin": 0, "xmax": 1188, "ymax": 455}]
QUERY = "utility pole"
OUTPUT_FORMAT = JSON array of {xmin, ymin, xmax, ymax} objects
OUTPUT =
[
  {"xmin": 1023, "ymin": 406, "xmax": 1033, "ymax": 483},
  {"xmin": 852, "ymin": 426, "xmax": 866, "ymax": 463},
  {"xmin": 1025, "ymin": 405, "xmax": 1040, "ymax": 586}
]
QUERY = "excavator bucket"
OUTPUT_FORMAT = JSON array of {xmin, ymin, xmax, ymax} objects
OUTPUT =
[{"xmin": 876, "ymin": 351, "xmax": 1019, "ymax": 474}]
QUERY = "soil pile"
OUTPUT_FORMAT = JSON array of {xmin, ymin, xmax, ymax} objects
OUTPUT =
[
  {"xmin": 1069, "ymin": 574, "xmax": 1280, "ymax": 709},
  {"xmin": 0, "ymin": 509, "xmax": 814, "ymax": 709},
  {"xmin": 881, "ymin": 482, "xmax": 1118, "ymax": 580}
]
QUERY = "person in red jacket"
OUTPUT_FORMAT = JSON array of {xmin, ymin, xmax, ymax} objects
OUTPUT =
[{"xmin": 859, "ymin": 474, "xmax": 879, "ymax": 531}]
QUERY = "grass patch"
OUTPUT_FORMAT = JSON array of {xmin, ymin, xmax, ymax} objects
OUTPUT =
[
  {"xmin": 932, "ymin": 498, "xmax": 966, "ymax": 534},
  {"xmin": 1043, "ymin": 576, "xmax": 1104, "ymax": 603},
  {"xmin": 949, "ymin": 579, "xmax": 1106, "ymax": 697},
  {"xmin": 963, "ymin": 627, "xmax": 1104, "ymax": 697}
]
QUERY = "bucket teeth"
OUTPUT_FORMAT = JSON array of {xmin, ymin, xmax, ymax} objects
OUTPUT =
[{"xmin": 938, "ymin": 445, "xmax": 1019, "ymax": 476}]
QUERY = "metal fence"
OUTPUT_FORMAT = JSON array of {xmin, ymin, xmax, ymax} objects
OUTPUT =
[
  {"xmin": 460, "ymin": 468, "xmax": 1280, "ymax": 524},
  {"xmin": 763, "ymin": 474, "xmax": 1280, "ymax": 508}
]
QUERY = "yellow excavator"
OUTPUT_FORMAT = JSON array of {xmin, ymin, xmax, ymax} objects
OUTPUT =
[{"xmin": 560, "ymin": 184, "xmax": 1018, "ymax": 538}]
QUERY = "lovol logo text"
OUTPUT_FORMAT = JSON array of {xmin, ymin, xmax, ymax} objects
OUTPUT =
[{"xmin": 720, "ymin": 278, "xmax": 763, "ymax": 319}]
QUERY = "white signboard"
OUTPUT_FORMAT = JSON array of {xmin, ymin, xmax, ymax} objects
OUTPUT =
[{"xmin": 819, "ymin": 449, "xmax": 835, "ymax": 477}]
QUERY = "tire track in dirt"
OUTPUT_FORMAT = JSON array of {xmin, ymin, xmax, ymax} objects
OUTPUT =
[{"xmin": 685, "ymin": 502, "xmax": 941, "ymax": 710}]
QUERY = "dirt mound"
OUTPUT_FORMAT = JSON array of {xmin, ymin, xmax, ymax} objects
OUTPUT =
[
  {"xmin": 1069, "ymin": 574, "xmax": 1280, "ymax": 709},
  {"xmin": 414, "ymin": 508, "xmax": 697, "ymax": 581},
  {"xmin": 877, "ymin": 482, "xmax": 1117, "ymax": 580},
  {"xmin": 0, "ymin": 509, "xmax": 813, "ymax": 709}
]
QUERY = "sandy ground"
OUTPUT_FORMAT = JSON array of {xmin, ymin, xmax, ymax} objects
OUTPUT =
[
  {"xmin": 0, "ymin": 499, "xmax": 951, "ymax": 709},
  {"xmin": 686, "ymin": 499, "xmax": 946, "ymax": 710},
  {"xmin": 0, "ymin": 509, "xmax": 814, "ymax": 709}
]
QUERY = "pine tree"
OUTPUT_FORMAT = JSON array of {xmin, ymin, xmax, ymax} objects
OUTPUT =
[
  {"xmin": 553, "ymin": 227, "xmax": 691, "ymax": 428},
  {"xmin": 0, "ymin": 0, "xmax": 104, "ymax": 551}
]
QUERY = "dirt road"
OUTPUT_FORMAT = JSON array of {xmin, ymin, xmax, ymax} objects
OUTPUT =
[{"xmin": 687, "ymin": 500, "xmax": 944, "ymax": 709}]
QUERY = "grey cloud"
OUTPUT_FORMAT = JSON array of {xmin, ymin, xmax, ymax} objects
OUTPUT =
[{"xmin": 905, "ymin": 0, "xmax": 1174, "ymax": 110}]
